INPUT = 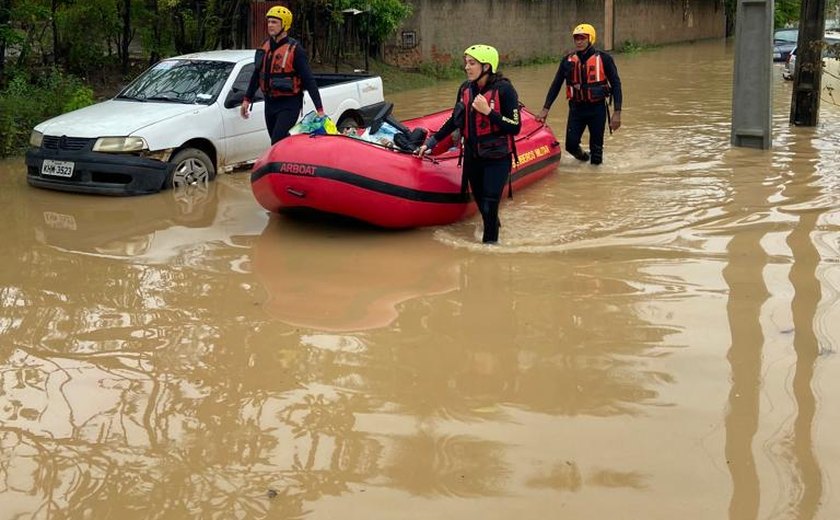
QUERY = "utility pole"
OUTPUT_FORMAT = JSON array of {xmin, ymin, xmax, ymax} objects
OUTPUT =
[
  {"xmin": 790, "ymin": 0, "xmax": 827, "ymax": 125},
  {"xmin": 731, "ymin": 0, "xmax": 773, "ymax": 149}
]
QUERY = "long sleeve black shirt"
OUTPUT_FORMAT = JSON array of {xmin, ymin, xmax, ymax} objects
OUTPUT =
[
  {"xmin": 245, "ymin": 36, "xmax": 323, "ymax": 111},
  {"xmin": 542, "ymin": 46, "xmax": 623, "ymax": 111}
]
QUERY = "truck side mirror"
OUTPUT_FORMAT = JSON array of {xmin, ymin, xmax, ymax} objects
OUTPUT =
[{"xmin": 224, "ymin": 90, "xmax": 245, "ymax": 109}]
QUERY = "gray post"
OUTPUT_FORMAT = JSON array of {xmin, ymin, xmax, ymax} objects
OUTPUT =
[{"xmin": 731, "ymin": 0, "xmax": 774, "ymax": 149}]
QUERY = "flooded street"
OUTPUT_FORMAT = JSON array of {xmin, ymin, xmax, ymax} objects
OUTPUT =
[{"xmin": 2, "ymin": 39, "xmax": 840, "ymax": 519}]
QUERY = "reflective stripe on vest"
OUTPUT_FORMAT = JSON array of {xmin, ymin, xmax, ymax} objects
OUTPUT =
[
  {"xmin": 259, "ymin": 38, "xmax": 302, "ymax": 97},
  {"xmin": 566, "ymin": 52, "xmax": 609, "ymax": 103}
]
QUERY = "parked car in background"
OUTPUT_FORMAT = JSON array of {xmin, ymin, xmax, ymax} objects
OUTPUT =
[
  {"xmin": 782, "ymin": 31, "xmax": 840, "ymax": 80},
  {"xmin": 25, "ymin": 50, "xmax": 385, "ymax": 195},
  {"xmin": 774, "ymin": 28, "xmax": 798, "ymax": 62}
]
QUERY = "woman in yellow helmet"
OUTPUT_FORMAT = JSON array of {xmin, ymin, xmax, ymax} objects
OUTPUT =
[
  {"xmin": 416, "ymin": 44, "xmax": 521, "ymax": 244},
  {"xmin": 535, "ymin": 23, "xmax": 623, "ymax": 165},
  {"xmin": 240, "ymin": 6, "xmax": 325, "ymax": 144}
]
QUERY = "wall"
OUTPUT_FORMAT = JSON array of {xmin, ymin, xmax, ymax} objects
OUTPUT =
[
  {"xmin": 385, "ymin": 0, "xmax": 725, "ymax": 68},
  {"xmin": 614, "ymin": 0, "xmax": 726, "ymax": 46}
]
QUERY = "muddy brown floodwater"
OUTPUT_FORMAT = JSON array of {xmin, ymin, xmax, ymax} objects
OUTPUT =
[{"xmin": 1, "ymin": 39, "xmax": 840, "ymax": 519}]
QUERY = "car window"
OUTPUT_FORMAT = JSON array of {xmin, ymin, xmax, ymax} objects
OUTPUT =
[
  {"xmin": 774, "ymin": 29, "xmax": 798, "ymax": 43},
  {"xmin": 117, "ymin": 59, "xmax": 235, "ymax": 105},
  {"xmin": 788, "ymin": 38, "xmax": 840, "ymax": 64},
  {"xmin": 231, "ymin": 64, "xmax": 264, "ymax": 102}
]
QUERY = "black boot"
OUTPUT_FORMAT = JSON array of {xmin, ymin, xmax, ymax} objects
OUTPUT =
[
  {"xmin": 569, "ymin": 147, "xmax": 590, "ymax": 162},
  {"xmin": 590, "ymin": 145, "xmax": 603, "ymax": 165},
  {"xmin": 481, "ymin": 202, "xmax": 500, "ymax": 243}
]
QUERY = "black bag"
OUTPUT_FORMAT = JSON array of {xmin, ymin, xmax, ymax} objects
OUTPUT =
[
  {"xmin": 476, "ymin": 136, "xmax": 510, "ymax": 159},
  {"xmin": 585, "ymin": 85, "xmax": 610, "ymax": 101},
  {"xmin": 269, "ymin": 76, "xmax": 295, "ymax": 92},
  {"xmin": 393, "ymin": 128, "xmax": 428, "ymax": 152}
]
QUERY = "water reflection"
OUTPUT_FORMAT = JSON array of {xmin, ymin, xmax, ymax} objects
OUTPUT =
[
  {"xmin": 721, "ymin": 149, "xmax": 771, "ymax": 520},
  {"xmin": 777, "ymin": 129, "xmax": 824, "ymax": 520},
  {"xmin": 27, "ymin": 179, "xmax": 265, "ymax": 262},
  {"xmin": 252, "ymin": 217, "xmax": 462, "ymax": 332},
  {"xmin": 0, "ymin": 230, "xmax": 676, "ymax": 518},
  {"xmin": 358, "ymin": 252, "xmax": 677, "ymax": 501},
  {"xmin": 720, "ymin": 126, "xmax": 829, "ymax": 519}
]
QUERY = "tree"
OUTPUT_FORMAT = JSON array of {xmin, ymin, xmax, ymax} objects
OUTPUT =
[
  {"xmin": 0, "ymin": 0, "xmax": 14, "ymax": 83},
  {"xmin": 776, "ymin": 0, "xmax": 800, "ymax": 27}
]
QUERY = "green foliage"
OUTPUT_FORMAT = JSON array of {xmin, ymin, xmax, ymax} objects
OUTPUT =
[
  {"xmin": 5, "ymin": 0, "xmax": 51, "ymax": 68},
  {"xmin": 516, "ymin": 54, "xmax": 560, "ymax": 66},
  {"xmin": 318, "ymin": 0, "xmax": 412, "ymax": 44},
  {"xmin": 0, "ymin": 23, "xmax": 24, "ymax": 49},
  {"xmin": 360, "ymin": 0, "xmax": 413, "ymax": 44},
  {"xmin": 616, "ymin": 40, "xmax": 659, "ymax": 54},
  {"xmin": 732, "ymin": 0, "xmax": 840, "ymax": 31},
  {"xmin": 775, "ymin": 0, "xmax": 799, "ymax": 28},
  {"xmin": 306, "ymin": 0, "xmax": 413, "ymax": 44},
  {"xmin": 56, "ymin": 0, "xmax": 120, "ymax": 73},
  {"xmin": 368, "ymin": 59, "xmax": 437, "ymax": 92},
  {"xmin": 416, "ymin": 59, "xmax": 463, "ymax": 80},
  {"xmin": 0, "ymin": 67, "xmax": 94, "ymax": 157},
  {"xmin": 63, "ymin": 82, "xmax": 95, "ymax": 112}
]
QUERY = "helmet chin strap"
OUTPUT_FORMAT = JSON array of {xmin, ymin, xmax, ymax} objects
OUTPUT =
[{"xmin": 476, "ymin": 64, "xmax": 491, "ymax": 83}]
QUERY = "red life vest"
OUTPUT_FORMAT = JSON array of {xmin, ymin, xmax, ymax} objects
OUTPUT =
[
  {"xmin": 259, "ymin": 38, "xmax": 302, "ymax": 97},
  {"xmin": 461, "ymin": 83, "xmax": 513, "ymax": 159},
  {"xmin": 566, "ymin": 52, "xmax": 610, "ymax": 103}
]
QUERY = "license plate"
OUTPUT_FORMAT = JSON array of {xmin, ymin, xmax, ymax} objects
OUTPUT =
[
  {"xmin": 43, "ymin": 211, "xmax": 77, "ymax": 230},
  {"xmin": 41, "ymin": 159, "xmax": 75, "ymax": 177}
]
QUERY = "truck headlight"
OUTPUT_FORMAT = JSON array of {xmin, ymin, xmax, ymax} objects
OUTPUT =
[
  {"xmin": 30, "ymin": 131, "xmax": 43, "ymax": 148},
  {"xmin": 93, "ymin": 137, "xmax": 148, "ymax": 152}
]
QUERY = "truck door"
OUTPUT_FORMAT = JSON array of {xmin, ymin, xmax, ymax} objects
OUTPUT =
[{"xmin": 221, "ymin": 63, "xmax": 271, "ymax": 168}]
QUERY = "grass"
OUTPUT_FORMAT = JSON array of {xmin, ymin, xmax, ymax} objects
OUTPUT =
[
  {"xmin": 368, "ymin": 60, "xmax": 444, "ymax": 92},
  {"xmin": 615, "ymin": 40, "xmax": 661, "ymax": 54}
]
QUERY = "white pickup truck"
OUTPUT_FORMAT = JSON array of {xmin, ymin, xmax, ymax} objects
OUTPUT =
[{"xmin": 25, "ymin": 49, "xmax": 385, "ymax": 195}]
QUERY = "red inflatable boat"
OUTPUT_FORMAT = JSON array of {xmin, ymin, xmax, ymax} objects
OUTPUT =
[{"xmin": 250, "ymin": 107, "xmax": 561, "ymax": 229}]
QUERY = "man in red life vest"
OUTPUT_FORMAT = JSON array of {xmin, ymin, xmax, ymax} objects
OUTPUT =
[
  {"xmin": 535, "ymin": 23, "xmax": 622, "ymax": 165},
  {"xmin": 240, "ymin": 5, "xmax": 325, "ymax": 144}
]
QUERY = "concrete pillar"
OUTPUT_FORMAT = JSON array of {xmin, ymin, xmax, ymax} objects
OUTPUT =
[
  {"xmin": 604, "ymin": 0, "xmax": 614, "ymax": 51},
  {"xmin": 730, "ymin": 0, "xmax": 773, "ymax": 149}
]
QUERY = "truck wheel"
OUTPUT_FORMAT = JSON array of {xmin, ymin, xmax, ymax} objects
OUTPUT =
[
  {"xmin": 337, "ymin": 113, "xmax": 363, "ymax": 133},
  {"xmin": 167, "ymin": 148, "xmax": 216, "ymax": 189}
]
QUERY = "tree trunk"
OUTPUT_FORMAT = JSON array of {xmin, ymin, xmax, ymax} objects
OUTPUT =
[
  {"xmin": 0, "ymin": 0, "xmax": 9, "ymax": 83},
  {"xmin": 790, "ymin": 0, "xmax": 827, "ymax": 125},
  {"xmin": 148, "ymin": 0, "xmax": 160, "ymax": 65},
  {"xmin": 215, "ymin": 0, "xmax": 243, "ymax": 50},
  {"xmin": 51, "ymin": 0, "xmax": 61, "ymax": 66},
  {"xmin": 120, "ymin": 0, "xmax": 132, "ymax": 73}
]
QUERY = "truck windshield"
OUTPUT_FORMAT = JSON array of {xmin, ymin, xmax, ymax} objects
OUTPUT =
[{"xmin": 117, "ymin": 59, "xmax": 234, "ymax": 105}]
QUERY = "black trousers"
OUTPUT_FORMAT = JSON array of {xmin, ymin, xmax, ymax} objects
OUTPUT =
[
  {"xmin": 264, "ymin": 95, "xmax": 303, "ymax": 144},
  {"xmin": 565, "ymin": 101, "xmax": 607, "ymax": 164},
  {"xmin": 464, "ymin": 153, "xmax": 511, "ymax": 243}
]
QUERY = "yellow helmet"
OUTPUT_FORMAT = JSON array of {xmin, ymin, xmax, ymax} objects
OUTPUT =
[
  {"xmin": 572, "ymin": 23, "xmax": 596, "ymax": 45},
  {"xmin": 464, "ymin": 44, "xmax": 499, "ymax": 73},
  {"xmin": 266, "ymin": 6, "xmax": 293, "ymax": 32}
]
